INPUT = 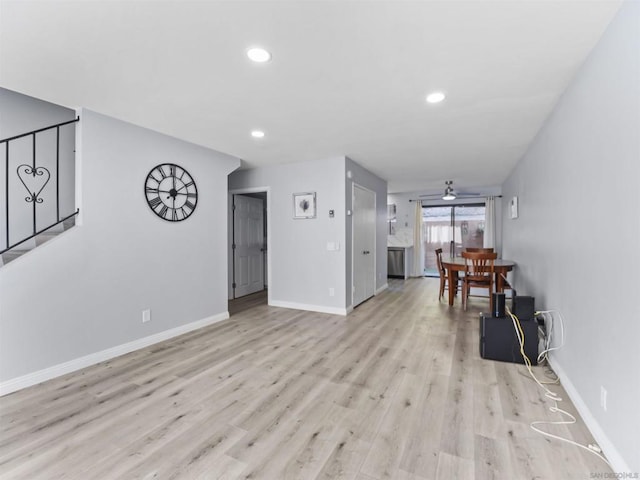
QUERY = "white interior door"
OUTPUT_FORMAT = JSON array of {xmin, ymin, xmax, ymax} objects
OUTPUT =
[
  {"xmin": 353, "ymin": 185, "xmax": 376, "ymax": 307},
  {"xmin": 233, "ymin": 195, "xmax": 265, "ymax": 298}
]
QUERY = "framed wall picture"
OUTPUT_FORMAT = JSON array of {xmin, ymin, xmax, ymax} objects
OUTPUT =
[{"xmin": 293, "ymin": 192, "xmax": 316, "ymax": 219}]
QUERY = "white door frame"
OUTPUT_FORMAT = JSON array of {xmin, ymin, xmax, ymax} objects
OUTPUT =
[
  {"xmin": 351, "ymin": 182, "xmax": 377, "ymax": 308},
  {"xmin": 229, "ymin": 187, "xmax": 271, "ymax": 305}
]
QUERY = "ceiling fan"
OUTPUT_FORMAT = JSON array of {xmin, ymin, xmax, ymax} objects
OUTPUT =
[{"xmin": 419, "ymin": 180, "xmax": 480, "ymax": 201}]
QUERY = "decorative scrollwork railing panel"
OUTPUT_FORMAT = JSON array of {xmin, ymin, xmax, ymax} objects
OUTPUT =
[{"xmin": 1, "ymin": 116, "xmax": 79, "ymax": 255}]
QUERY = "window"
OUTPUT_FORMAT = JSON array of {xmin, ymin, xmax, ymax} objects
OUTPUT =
[{"xmin": 423, "ymin": 204, "xmax": 485, "ymax": 276}]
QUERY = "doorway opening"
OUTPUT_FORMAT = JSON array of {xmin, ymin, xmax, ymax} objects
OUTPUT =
[{"xmin": 229, "ymin": 189, "xmax": 269, "ymax": 313}]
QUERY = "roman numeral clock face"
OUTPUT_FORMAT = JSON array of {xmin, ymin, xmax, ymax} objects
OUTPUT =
[{"xmin": 144, "ymin": 163, "xmax": 198, "ymax": 222}]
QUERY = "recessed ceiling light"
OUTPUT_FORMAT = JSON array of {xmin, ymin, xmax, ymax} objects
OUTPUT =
[
  {"xmin": 426, "ymin": 91, "xmax": 446, "ymax": 104},
  {"xmin": 251, "ymin": 130, "xmax": 265, "ymax": 138},
  {"xmin": 247, "ymin": 47, "xmax": 271, "ymax": 63}
]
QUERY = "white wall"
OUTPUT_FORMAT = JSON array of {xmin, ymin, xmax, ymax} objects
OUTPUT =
[
  {"xmin": 0, "ymin": 109, "xmax": 240, "ymax": 387},
  {"xmin": 0, "ymin": 88, "xmax": 77, "ymax": 251},
  {"xmin": 502, "ymin": 1, "xmax": 639, "ymax": 472},
  {"xmin": 229, "ymin": 156, "xmax": 348, "ymax": 314},
  {"xmin": 229, "ymin": 156, "xmax": 388, "ymax": 313}
]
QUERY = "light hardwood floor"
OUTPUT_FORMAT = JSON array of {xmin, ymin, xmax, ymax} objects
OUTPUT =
[{"xmin": 0, "ymin": 278, "xmax": 612, "ymax": 479}]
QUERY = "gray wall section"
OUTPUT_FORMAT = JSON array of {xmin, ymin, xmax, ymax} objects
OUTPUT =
[
  {"xmin": 229, "ymin": 157, "xmax": 348, "ymax": 311},
  {"xmin": 0, "ymin": 88, "xmax": 76, "ymax": 139},
  {"xmin": 345, "ymin": 157, "xmax": 388, "ymax": 307},
  {"xmin": 0, "ymin": 108, "xmax": 240, "ymax": 382},
  {"xmin": 502, "ymin": 1, "xmax": 639, "ymax": 472},
  {"xmin": 0, "ymin": 88, "xmax": 77, "ymax": 250}
]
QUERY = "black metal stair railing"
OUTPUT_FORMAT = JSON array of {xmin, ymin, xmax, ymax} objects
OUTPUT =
[{"xmin": 1, "ymin": 116, "xmax": 80, "ymax": 255}]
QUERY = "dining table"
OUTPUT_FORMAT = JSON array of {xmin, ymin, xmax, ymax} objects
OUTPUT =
[{"xmin": 441, "ymin": 256, "xmax": 516, "ymax": 306}]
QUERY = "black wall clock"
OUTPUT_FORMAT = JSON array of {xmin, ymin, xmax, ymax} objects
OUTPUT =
[{"xmin": 144, "ymin": 163, "xmax": 198, "ymax": 222}]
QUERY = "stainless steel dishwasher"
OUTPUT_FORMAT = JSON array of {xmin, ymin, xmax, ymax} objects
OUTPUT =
[{"xmin": 387, "ymin": 247, "xmax": 405, "ymax": 278}]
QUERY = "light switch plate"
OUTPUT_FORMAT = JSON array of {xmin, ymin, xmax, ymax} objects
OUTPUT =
[
  {"xmin": 326, "ymin": 242, "xmax": 340, "ymax": 251},
  {"xmin": 510, "ymin": 196, "xmax": 519, "ymax": 219}
]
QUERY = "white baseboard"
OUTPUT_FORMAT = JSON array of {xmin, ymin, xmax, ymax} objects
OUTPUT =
[
  {"xmin": 269, "ymin": 300, "xmax": 348, "ymax": 316},
  {"xmin": 0, "ymin": 312, "xmax": 230, "ymax": 397},
  {"xmin": 548, "ymin": 355, "xmax": 631, "ymax": 473}
]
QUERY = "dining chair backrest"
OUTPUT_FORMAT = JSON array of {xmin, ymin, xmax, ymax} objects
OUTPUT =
[
  {"xmin": 461, "ymin": 251, "xmax": 497, "ymax": 311},
  {"xmin": 435, "ymin": 247, "xmax": 456, "ymax": 301},
  {"xmin": 435, "ymin": 248, "xmax": 445, "ymax": 274},
  {"xmin": 461, "ymin": 251, "xmax": 497, "ymax": 279},
  {"xmin": 465, "ymin": 247, "xmax": 494, "ymax": 253}
]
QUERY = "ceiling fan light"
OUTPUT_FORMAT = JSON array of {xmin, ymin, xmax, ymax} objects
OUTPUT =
[{"xmin": 442, "ymin": 180, "xmax": 456, "ymax": 200}]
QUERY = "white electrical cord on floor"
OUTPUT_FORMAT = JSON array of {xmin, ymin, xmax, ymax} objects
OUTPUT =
[
  {"xmin": 506, "ymin": 307, "xmax": 612, "ymax": 469},
  {"xmin": 536, "ymin": 309, "xmax": 565, "ymax": 364}
]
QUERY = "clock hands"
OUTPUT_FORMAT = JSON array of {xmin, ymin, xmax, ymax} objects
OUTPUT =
[
  {"xmin": 155, "ymin": 188, "xmax": 190, "ymax": 198},
  {"xmin": 174, "ymin": 183, "xmax": 190, "ymax": 193}
]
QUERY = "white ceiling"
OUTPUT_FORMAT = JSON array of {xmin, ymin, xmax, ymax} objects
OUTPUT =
[{"xmin": 0, "ymin": 0, "xmax": 621, "ymax": 193}]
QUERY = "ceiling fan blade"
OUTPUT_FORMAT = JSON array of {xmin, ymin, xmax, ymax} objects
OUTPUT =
[
  {"xmin": 418, "ymin": 192, "xmax": 484, "ymax": 199},
  {"xmin": 418, "ymin": 180, "xmax": 484, "ymax": 199}
]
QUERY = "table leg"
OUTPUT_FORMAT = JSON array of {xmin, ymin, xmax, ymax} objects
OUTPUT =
[
  {"xmin": 448, "ymin": 269, "xmax": 457, "ymax": 306},
  {"xmin": 496, "ymin": 272, "xmax": 504, "ymax": 293}
]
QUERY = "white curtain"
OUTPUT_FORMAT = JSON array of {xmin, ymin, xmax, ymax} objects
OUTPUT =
[
  {"xmin": 412, "ymin": 201, "xmax": 424, "ymax": 276},
  {"xmin": 483, "ymin": 196, "xmax": 496, "ymax": 249}
]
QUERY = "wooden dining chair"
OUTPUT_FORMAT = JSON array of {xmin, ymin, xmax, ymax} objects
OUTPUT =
[
  {"xmin": 465, "ymin": 247, "xmax": 494, "ymax": 253},
  {"xmin": 461, "ymin": 251, "xmax": 497, "ymax": 311},
  {"xmin": 435, "ymin": 248, "xmax": 457, "ymax": 301}
]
